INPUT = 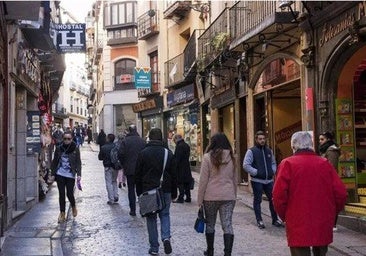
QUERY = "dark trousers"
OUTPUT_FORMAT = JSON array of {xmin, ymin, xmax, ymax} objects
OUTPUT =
[
  {"xmin": 251, "ymin": 181, "xmax": 278, "ymax": 222},
  {"xmin": 290, "ymin": 246, "xmax": 328, "ymax": 256},
  {"xmin": 178, "ymin": 182, "xmax": 191, "ymax": 200},
  {"xmin": 56, "ymin": 175, "xmax": 76, "ymax": 212},
  {"xmin": 126, "ymin": 175, "xmax": 136, "ymax": 213}
]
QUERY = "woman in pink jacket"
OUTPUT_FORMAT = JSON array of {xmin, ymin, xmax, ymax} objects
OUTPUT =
[
  {"xmin": 273, "ymin": 131, "xmax": 347, "ymax": 256},
  {"xmin": 197, "ymin": 133, "xmax": 237, "ymax": 256}
]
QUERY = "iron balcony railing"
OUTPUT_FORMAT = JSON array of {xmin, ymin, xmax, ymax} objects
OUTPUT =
[
  {"xmin": 138, "ymin": 9, "xmax": 159, "ymax": 40},
  {"xmin": 197, "ymin": 8, "xmax": 229, "ymax": 71},
  {"xmin": 165, "ymin": 53, "xmax": 184, "ymax": 87},
  {"xmin": 229, "ymin": 1, "xmax": 301, "ymax": 48},
  {"xmin": 184, "ymin": 29, "xmax": 204, "ymax": 76}
]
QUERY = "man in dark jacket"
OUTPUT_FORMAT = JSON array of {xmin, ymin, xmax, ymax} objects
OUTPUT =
[
  {"xmin": 135, "ymin": 128, "xmax": 177, "ymax": 256},
  {"xmin": 172, "ymin": 134, "xmax": 193, "ymax": 203},
  {"xmin": 98, "ymin": 133, "xmax": 119, "ymax": 205},
  {"xmin": 243, "ymin": 130, "xmax": 283, "ymax": 229},
  {"xmin": 118, "ymin": 125, "xmax": 146, "ymax": 216}
]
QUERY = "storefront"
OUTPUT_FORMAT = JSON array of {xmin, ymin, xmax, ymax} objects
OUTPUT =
[
  {"xmin": 314, "ymin": 2, "xmax": 366, "ymax": 215},
  {"xmin": 165, "ymin": 84, "xmax": 200, "ymax": 164},
  {"xmin": 133, "ymin": 96, "xmax": 163, "ymax": 139}
]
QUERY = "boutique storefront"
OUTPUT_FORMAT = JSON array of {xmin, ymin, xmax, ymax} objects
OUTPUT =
[
  {"xmin": 165, "ymin": 84, "xmax": 201, "ymax": 164},
  {"xmin": 313, "ymin": 2, "xmax": 366, "ymax": 215}
]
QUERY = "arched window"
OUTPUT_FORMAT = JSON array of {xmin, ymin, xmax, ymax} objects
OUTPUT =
[{"xmin": 114, "ymin": 58, "xmax": 136, "ymax": 90}]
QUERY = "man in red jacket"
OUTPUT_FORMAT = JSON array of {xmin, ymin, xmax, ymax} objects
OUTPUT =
[{"xmin": 273, "ymin": 131, "xmax": 347, "ymax": 256}]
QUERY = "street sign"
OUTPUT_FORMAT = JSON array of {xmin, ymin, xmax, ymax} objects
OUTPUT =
[{"xmin": 134, "ymin": 67, "xmax": 151, "ymax": 89}]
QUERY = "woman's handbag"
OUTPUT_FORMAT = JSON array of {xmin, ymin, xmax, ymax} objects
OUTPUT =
[
  {"xmin": 139, "ymin": 149, "xmax": 168, "ymax": 217},
  {"xmin": 194, "ymin": 205, "xmax": 206, "ymax": 233}
]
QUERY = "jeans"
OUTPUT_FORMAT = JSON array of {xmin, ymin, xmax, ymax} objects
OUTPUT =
[
  {"xmin": 56, "ymin": 175, "xmax": 76, "ymax": 212},
  {"xmin": 126, "ymin": 175, "xmax": 136, "ymax": 213},
  {"xmin": 146, "ymin": 193, "xmax": 171, "ymax": 252},
  {"xmin": 251, "ymin": 181, "xmax": 278, "ymax": 222},
  {"xmin": 104, "ymin": 167, "xmax": 118, "ymax": 202}
]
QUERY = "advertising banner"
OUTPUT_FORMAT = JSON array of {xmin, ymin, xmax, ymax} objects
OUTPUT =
[
  {"xmin": 134, "ymin": 67, "xmax": 151, "ymax": 89},
  {"xmin": 26, "ymin": 111, "xmax": 41, "ymax": 154}
]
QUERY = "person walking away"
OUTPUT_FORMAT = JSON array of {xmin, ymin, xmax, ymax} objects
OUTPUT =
[
  {"xmin": 273, "ymin": 131, "xmax": 347, "ymax": 256},
  {"xmin": 318, "ymin": 131, "xmax": 341, "ymax": 231},
  {"xmin": 98, "ymin": 133, "xmax": 119, "ymax": 205},
  {"xmin": 242, "ymin": 130, "xmax": 283, "ymax": 229},
  {"xmin": 172, "ymin": 134, "xmax": 193, "ymax": 203},
  {"xmin": 87, "ymin": 126, "xmax": 93, "ymax": 144},
  {"xmin": 118, "ymin": 125, "xmax": 146, "ymax": 216},
  {"xmin": 74, "ymin": 125, "xmax": 83, "ymax": 147},
  {"xmin": 50, "ymin": 131, "xmax": 81, "ymax": 223},
  {"xmin": 96, "ymin": 129, "xmax": 106, "ymax": 151},
  {"xmin": 197, "ymin": 133, "xmax": 237, "ymax": 256},
  {"xmin": 135, "ymin": 128, "xmax": 177, "ymax": 255}
]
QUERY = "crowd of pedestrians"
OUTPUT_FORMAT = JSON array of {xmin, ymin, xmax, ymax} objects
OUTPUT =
[{"xmin": 48, "ymin": 123, "xmax": 347, "ymax": 256}]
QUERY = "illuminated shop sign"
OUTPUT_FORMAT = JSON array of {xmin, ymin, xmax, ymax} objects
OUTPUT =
[{"xmin": 167, "ymin": 84, "xmax": 195, "ymax": 107}]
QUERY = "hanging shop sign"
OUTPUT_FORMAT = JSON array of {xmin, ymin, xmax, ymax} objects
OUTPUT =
[
  {"xmin": 132, "ymin": 98, "xmax": 156, "ymax": 112},
  {"xmin": 167, "ymin": 84, "xmax": 195, "ymax": 107},
  {"xmin": 55, "ymin": 23, "xmax": 86, "ymax": 53},
  {"xmin": 16, "ymin": 42, "xmax": 40, "ymax": 85},
  {"xmin": 26, "ymin": 111, "xmax": 41, "ymax": 154},
  {"xmin": 134, "ymin": 67, "xmax": 151, "ymax": 89}
]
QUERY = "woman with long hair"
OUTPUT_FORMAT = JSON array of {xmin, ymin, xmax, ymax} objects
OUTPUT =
[
  {"xmin": 51, "ymin": 131, "xmax": 82, "ymax": 223},
  {"xmin": 197, "ymin": 133, "xmax": 237, "ymax": 256}
]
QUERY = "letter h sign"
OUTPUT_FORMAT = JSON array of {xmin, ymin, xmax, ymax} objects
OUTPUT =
[{"xmin": 55, "ymin": 23, "xmax": 86, "ymax": 53}]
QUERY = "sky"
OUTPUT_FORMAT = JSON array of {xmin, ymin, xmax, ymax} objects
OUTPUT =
[{"xmin": 59, "ymin": 0, "xmax": 93, "ymax": 23}]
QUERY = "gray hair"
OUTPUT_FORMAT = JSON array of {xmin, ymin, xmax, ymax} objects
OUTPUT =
[{"xmin": 291, "ymin": 131, "xmax": 314, "ymax": 152}]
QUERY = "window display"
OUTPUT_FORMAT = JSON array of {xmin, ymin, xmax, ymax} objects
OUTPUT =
[{"xmin": 142, "ymin": 116, "xmax": 162, "ymax": 140}]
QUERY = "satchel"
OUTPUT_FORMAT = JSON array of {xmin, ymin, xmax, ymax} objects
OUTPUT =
[
  {"xmin": 139, "ymin": 187, "xmax": 165, "ymax": 217},
  {"xmin": 139, "ymin": 149, "xmax": 168, "ymax": 217},
  {"xmin": 194, "ymin": 205, "xmax": 206, "ymax": 233}
]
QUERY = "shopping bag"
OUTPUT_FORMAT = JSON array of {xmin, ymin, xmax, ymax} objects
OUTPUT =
[{"xmin": 139, "ymin": 188, "xmax": 166, "ymax": 217}]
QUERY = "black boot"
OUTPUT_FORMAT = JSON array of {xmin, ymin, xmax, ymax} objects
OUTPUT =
[
  {"xmin": 204, "ymin": 232, "xmax": 214, "ymax": 256},
  {"xmin": 223, "ymin": 234, "xmax": 234, "ymax": 256}
]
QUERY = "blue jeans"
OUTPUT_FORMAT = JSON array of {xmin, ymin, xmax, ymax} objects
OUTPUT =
[
  {"xmin": 146, "ymin": 193, "xmax": 171, "ymax": 252},
  {"xmin": 251, "ymin": 181, "xmax": 278, "ymax": 222}
]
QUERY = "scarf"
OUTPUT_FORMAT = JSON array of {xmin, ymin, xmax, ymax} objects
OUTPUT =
[{"xmin": 319, "ymin": 140, "xmax": 335, "ymax": 154}]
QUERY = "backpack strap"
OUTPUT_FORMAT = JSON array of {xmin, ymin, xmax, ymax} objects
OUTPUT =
[{"xmin": 160, "ymin": 148, "xmax": 168, "ymax": 183}]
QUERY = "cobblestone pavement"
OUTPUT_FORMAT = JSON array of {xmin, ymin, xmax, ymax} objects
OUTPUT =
[{"xmin": 1, "ymin": 144, "xmax": 366, "ymax": 256}]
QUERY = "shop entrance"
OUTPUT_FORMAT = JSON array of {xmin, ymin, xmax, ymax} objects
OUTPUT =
[{"xmin": 253, "ymin": 58, "xmax": 302, "ymax": 164}]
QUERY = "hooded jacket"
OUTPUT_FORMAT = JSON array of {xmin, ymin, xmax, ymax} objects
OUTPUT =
[
  {"xmin": 51, "ymin": 141, "xmax": 81, "ymax": 177},
  {"xmin": 319, "ymin": 140, "xmax": 340, "ymax": 169},
  {"xmin": 197, "ymin": 150, "xmax": 237, "ymax": 205}
]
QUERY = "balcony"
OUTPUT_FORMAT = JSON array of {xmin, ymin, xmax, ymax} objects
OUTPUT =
[
  {"xmin": 229, "ymin": 1, "xmax": 300, "ymax": 52},
  {"xmin": 163, "ymin": 1, "xmax": 191, "ymax": 20},
  {"xmin": 106, "ymin": 26, "xmax": 138, "ymax": 46},
  {"xmin": 197, "ymin": 8, "xmax": 230, "ymax": 70},
  {"xmin": 94, "ymin": 39, "xmax": 103, "ymax": 65},
  {"xmin": 183, "ymin": 29, "xmax": 204, "ymax": 78},
  {"xmin": 165, "ymin": 53, "xmax": 184, "ymax": 87},
  {"xmin": 138, "ymin": 9, "xmax": 159, "ymax": 40},
  {"xmin": 52, "ymin": 103, "xmax": 68, "ymax": 119}
]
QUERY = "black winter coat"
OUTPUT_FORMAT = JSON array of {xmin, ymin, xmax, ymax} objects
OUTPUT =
[
  {"xmin": 135, "ymin": 140, "xmax": 177, "ymax": 199},
  {"xmin": 118, "ymin": 131, "xmax": 145, "ymax": 175},
  {"xmin": 174, "ymin": 139, "xmax": 192, "ymax": 184},
  {"xmin": 98, "ymin": 142, "xmax": 115, "ymax": 168},
  {"xmin": 51, "ymin": 141, "xmax": 81, "ymax": 177}
]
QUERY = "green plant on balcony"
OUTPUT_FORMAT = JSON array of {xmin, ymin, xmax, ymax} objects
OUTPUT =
[
  {"xmin": 210, "ymin": 32, "xmax": 230, "ymax": 52},
  {"xmin": 196, "ymin": 54, "xmax": 207, "ymax": 74}
]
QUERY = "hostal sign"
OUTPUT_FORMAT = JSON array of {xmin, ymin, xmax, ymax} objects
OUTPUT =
[{"xmin": 54, "ymin": 23, "xmax": 86, "ymax": 53}]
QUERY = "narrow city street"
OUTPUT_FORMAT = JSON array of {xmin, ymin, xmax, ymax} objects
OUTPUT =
[{"xmin": 1, "ymin": 144, "xmax": 366, "ymax": 256}]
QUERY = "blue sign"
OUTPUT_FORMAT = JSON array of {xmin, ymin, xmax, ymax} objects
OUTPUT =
[
  {"xmin": 134, "ymin": 67, "xmax": 151, "ymax": 89},
  {"xmin": 167, "ymin": 84, "xmax": 195, "ymax": 107}
]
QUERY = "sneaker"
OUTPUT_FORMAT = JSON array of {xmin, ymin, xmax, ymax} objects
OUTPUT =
[
  {"xmin": 173, "ymin": 198, "xmax": 184, "ymax": 203},
  {"xmin": 184, "ymin": 198, "xmax": 191, "ymax": 203},
  {"xmin": 107, "ymin": 201, "xmax": 116, "ymax": 205},
  {"xmin": 129, "ymin": 211, "xmax": 136, "ymax": 216},
  {"xmin": 58, "ymin": 212, "xmax": 66, "ymax": 223},
  {"xmin": 148, "ymin": 249, "xmax": 158, "ymax": 255},
  {"xmin": 272, "ymin": 220, "xmax": 284, "ymax": 227},
  {"xmin": 257, "ymin": 221, "xmax": 265, "ymax": 229},
  {"xmin": 163, "ymin": 239, "xmax": 172, "ymax": 254},
  {"xmin": 72, "ymin": 206, "xmax": 78, "ymax": 217},
  {"xmin": 333, "ymin": 226, "xmax": 338, "ymax": 232},
  {"xmin": 114, "ymin": 197, "xmax": 119, "ymax": 203},
  {"xmin": 118, "ymin": 183, "xmax": 122, "ymax": 189}
]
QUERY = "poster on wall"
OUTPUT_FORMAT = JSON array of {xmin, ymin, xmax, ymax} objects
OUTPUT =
[{"xmin": 26, "ymin": 111, "xmax": 41, "ymax": 154}]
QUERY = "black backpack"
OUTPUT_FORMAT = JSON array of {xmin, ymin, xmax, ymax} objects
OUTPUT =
[{"xmin": 110, "ymin": 142, "xmax": 122, "ymax": 170}]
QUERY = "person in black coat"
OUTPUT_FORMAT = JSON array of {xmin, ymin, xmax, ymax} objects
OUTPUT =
[
  {"xmin": 98, "ymin": 133, "xmax": 119, "ymax": 205},
  {"xmin": 135, "ymin": 128, "xmax": 177, "ymax": 255},
  {"xmin": 172, "ymin": 134, "xmax": 193, "ymax": 203},
  {"xmin": 118, "ymin": 125, "xmax": 146, "ymax": 216},
  {"xmin": 50, "ymin": 131, "xmax": 81, "ymax": 223},
  {"xmin": 96, "ymin": 129, "xmax": 106, "ymax": 150}
]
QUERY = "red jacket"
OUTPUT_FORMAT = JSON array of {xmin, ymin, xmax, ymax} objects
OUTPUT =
[{"xmin": 273, "ymin": 150, "xmax": 347, "ymax": 247}]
